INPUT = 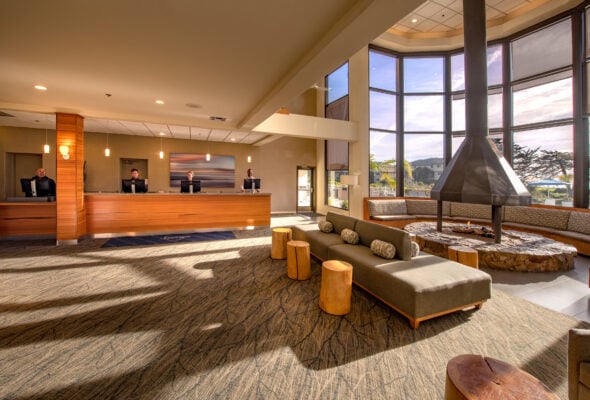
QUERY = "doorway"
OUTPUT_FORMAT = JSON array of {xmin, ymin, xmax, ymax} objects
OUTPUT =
[{"xmin": 296, "ymin": 166, "xmax": 314, "ymax": 213}]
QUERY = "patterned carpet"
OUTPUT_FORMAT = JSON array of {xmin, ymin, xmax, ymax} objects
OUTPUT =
[{"xmin": 0, "ymin": 226, "xmax": 588, "ymax": 399}]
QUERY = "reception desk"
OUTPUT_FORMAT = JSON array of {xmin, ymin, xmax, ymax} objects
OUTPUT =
[
  {"xmin": 0, "ymin": 202, "xmax": 57, "ymax": 236},
  {"xmin": 85, "ymin": 192, "xmax": 271, "ymax": 235}
]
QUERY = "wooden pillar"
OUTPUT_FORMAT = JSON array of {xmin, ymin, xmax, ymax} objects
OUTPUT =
[{"xmin": 56, "ymin": 113, "xmax": 86, "ymax": 244}]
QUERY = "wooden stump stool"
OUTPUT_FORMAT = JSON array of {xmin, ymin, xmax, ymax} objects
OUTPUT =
[
  {"xmin": 271, "ymin": 227, "xmax": 292, "ymax": 260},
  {"xmin": 319, "ymin": 260, "xmax": 353, "ymax": 315},
  {"xmin": 286, "ymin": 240, "xmax": 311, "ymax": 280},
  {"xmin": 445, "ymin": 354, "xmax": 559, "ymax": 400},
  {"xmin": 448, "ymin": 245, "xmax": 479, "ymax": 269}
]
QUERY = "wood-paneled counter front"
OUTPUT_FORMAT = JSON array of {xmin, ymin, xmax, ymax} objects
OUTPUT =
[
  {"xmin": 0, "ymin": 202, "xmax": 57, "ymax": 236},
  {"xmin": 85, "ymin": 193, "xmax": 271, "ymax": 235}
]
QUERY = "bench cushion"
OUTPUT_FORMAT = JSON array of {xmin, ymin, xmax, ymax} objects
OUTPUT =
[
  {"xmin": 406, "ymin": 199, "xmax": 450, "ymax": 216},
  {"xmin": 504, "ymin": 206, "xmax": 570, "ymax": 230},
  {"xmin": 367, "ymin": 199, "xmax": 407, "ymax": 217},
  {"xmin": 450, "ymin": 202, "xmax": 492, "ymax": 220},
  {"xmin": 568, "ymin": 211, "xmax": 590, "ymax": 235}
]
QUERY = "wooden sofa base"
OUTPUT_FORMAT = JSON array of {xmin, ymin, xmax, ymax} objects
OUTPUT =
[
  {"xmin": 354, "ymin": 281, "xmax": 485, "ymax": 329},
  {"xmin": 310, "ymin": 253, "xmax": 486, "ymax": 329}
]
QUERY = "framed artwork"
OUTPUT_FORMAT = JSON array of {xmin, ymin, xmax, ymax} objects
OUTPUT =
[{"xmin": 169, "ymin": 153, "xmax": 235, "ymax": 188}]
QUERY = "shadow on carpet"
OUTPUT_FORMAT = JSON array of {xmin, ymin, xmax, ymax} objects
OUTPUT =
[{"xmin": 101, "ymin": 231, "xmax": 236, "ymax": 248}]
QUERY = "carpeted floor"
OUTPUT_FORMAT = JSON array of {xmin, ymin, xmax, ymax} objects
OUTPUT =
[{"xmin": 0, "ymin": 227, "xmax": 588, "ymax": 399}]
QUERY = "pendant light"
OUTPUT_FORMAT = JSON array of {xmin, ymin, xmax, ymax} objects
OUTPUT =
[
  {"xmin": 104, "ymin": 133, "xmax": 110, "ymax": 157},
  {"xmin": 159, "ymin": 137, "xmax": 164, "ymax": 159},
  {"xmin": 43, "ymin": 128, "xmax": 50, "ymax": 153},
  {"xmin": 206, "ymin": 129, "xmax": 211, "ymax": 161}
]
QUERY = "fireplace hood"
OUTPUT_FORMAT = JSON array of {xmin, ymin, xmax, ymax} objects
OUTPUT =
[
  {"xmin": 430, "ymin": 0, "xmax": 531, "ymax": 208},
  {"xmin": 431, "ymin": 135, "xmax": 531, "ymax": 206}
]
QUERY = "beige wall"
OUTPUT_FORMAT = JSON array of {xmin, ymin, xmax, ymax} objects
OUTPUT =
[
  {"xmin": 0, "ymin": 125, "xmax": 316, "ymax": 212},
  {"xmin": 0, "ymin": 126, "xmax": 57, "ymax": 200}
]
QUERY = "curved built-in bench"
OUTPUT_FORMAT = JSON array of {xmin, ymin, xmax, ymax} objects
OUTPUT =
[{"xmin": 363, "ymin": 197, "xmax": 590, "ymax": 256}]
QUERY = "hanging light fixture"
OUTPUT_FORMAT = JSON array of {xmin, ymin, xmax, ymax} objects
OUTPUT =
[
  {"xmin": 159, "ymin": 137, "xmax": 164, "ymax": 159},
  {"xmin": 104, "ymin": 133, "xmax": 110, "ymax": 157},
  {"xmin": 247, "ymin": 155, "xmax": 252, "ymax": 163},
  {"xmin": 43, "ymin": 128, "xmax": 50, "ymax": 154},
  {"xmin": 206, "ymin": 129, "xmax": 211, "ymax": 161}
]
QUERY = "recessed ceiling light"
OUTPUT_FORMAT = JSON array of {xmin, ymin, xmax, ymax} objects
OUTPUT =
[
  {"xmin": 34, "ymin": 85, "xmax": 47, "ymax": 91},
  {"xmin": 155, "ymin": 100, "xmax": 165, "ymax": 105},
  {"xmin": 159, "ymin": 132, "xmax": 166, "ymax": 136},
  {"xmin": 411, "ymin": 18, "xmax": 418, "ymax": 24},
  {"xmin": 231, "ymin": 138, "xmax": 236, "ymax": 142}
]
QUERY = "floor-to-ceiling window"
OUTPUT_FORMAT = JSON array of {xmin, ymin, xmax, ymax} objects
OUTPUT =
[
  {"xmin": 369, "ymin": 49, "xmax": 397, "ymax": 197},
  {"xmin": 325, "ymin": 62, "xmax": 350, "ymax": 209},
  {"xmin": 510, "ymin": 18, "xmax": 574, "ymax": 206},
  {"xmin": 368, "ymin": 6, "xmax": 585, "ymax": 207}
]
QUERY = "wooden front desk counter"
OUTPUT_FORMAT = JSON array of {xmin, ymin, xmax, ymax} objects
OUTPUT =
[
  {"xmin": 85, "ymin": 192, "xmax": 271, "ymax": 235},
  {"xmin": 0, "ymin": 202, "xmax": 57, "ymax": 236}
]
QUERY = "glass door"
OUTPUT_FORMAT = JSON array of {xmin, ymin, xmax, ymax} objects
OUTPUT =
[{"xmin": 296, "ymin": 167, "xmax": 314, "ymax": 213}]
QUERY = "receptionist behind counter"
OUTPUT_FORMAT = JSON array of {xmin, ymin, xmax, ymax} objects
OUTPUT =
[
  {"xmin": 121, "ymin": 168, "xmax": 148, "ymax": 193},
  {"xmin": 180, "ymin": 170, "xmax": 201, "ymax": 193},
  {"xmin": 22, "ymin": 167, "xmax": 56, "ymax": 197}
]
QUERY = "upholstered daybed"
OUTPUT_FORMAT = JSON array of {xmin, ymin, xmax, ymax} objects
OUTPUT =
[{"xmin": 292, "ymin": 212, "xmax": 492, "ymax": 329}]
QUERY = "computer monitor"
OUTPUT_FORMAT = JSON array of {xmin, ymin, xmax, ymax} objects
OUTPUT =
[
  {"xmin": 20, "ymin": 178, "xmax": 54, "ymax": 197},
  {"xmin": 20, "ymin": 178, "xmax": 33, "ymax": 197},
  {"xmin": 121, "ymin": 179, "xmax": 148, "ymax": 193},
  {"xmin": 180, "ymin": 180, "xmax": 201, "ymax": 193},
  {"xmin": 243, "ymin": 178, "xmax": 261, "ymax": 191}
]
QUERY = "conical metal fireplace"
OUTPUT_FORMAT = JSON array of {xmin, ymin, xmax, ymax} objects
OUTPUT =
[{"xmin": 430, "ymin": 0, "xmax": 531, "ymax": 243}]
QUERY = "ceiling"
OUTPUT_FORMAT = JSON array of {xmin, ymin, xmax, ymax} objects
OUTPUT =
[{"xmin": 0, "ymin": 0, "xmax": 582, "ymax": 145}]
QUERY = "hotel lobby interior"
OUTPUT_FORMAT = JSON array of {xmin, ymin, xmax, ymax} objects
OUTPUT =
[{"xmin": 2, "ymin": 0, "xmax": 590, "ymax": 398}]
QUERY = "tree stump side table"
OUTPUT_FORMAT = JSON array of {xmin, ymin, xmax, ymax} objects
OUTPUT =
[
  {"xmin": 319, "ymin": 260, "xmax": 353, "ymax": 315},
  {"xmin": 286, "ymin": 240, "xmax": 311, "ymax": 280},
  {"xmin": 445, "ymin": 354, "xmax": 559, "ymax": 400},
  {"xmin": 448, "ymin": 245, "xmax": 479, "ymax": 269},
  {"xmin": 271, "ymin": 227, "xmax": 292, "ymax": 260}
]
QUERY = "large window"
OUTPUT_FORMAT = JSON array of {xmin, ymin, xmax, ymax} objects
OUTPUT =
[
  {"xmin": 325, "ymin": 63, "xmax": 350, "ymax": 209},
  {"xmin": 511, "ymin": 18, "xmax": 574, "ymax": 205},
  {"xmin": 367, "ymin": 10, "xmax": 585, "ymax": 207}
]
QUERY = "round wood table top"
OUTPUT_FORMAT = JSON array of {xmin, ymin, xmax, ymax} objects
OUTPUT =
[{"xmin": 446, "ymin": 354, "xmax": 559, "ymax": 400}]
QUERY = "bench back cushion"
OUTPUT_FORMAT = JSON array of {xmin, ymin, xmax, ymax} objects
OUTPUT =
[
  {"xmin": 504, "ymin": 206, "xmax": 571, "ymax": 230},
  {"xmin": 567, "ymin": 211, "xmax": 590, "ymax": 234},
  {"xmin": 450, "ymin": 202, "xmax": 492, "ymax": 220},
  {"xmin": 355, "ymin": 220, "xmax": 412, "ymax": 260},
  {"xmin": 405, "ymin": 199, "xmax": 450, "ymax": 216},
  {"xmin": 326, "ymin": 212, "xmax": 358, "ymax": 234},
  {"xmin": 367, "ymin": 199, "xmax": 407, "ymax": 216}
]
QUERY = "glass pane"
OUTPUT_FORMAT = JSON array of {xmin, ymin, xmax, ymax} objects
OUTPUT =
[
  {"xmin": 513, "ymin": 125, "xmax": 574, "ymax": 206},
  {"xmin": 513, "ymin": 77, "xmax": 573, "ymax": 126},
  {"xmin": 404, "ymin": 95, "xmax": 444, "ymax": 131},
  {"xmin": 326, "ymin": 63, "xmax": 349, "ymax": 103},
  {"xmin": 326, "ymin": 96, "xmax": 349, "ymax": 121},
  {"xmin": 488, "ymin": 91, "xmax": 503, "ymax": 129},
  {"xmin": 370, "ymin": 50, "xmax": 396, "ymax": 92},
  {"xmin": 587, "ymin": 7, "xmax": 590, "ymax": 57},
  {"xmin": 511, "ymin": 18, "xmax": 572, "ymax": 81},
  {"xmin": 370, "ymin": 130, "xmax": 396, "ymax": 197},
  {"xmin": 453, "ymin": 92, "xmax": 501, "ymax": 132},
  {"xmin": 370, "ymin": 91, "xmax": 396, "ymax": 130},
  {"xmin": 404, "ymin": 133, "xmax": 444, "ymax": 197},
  {"xmin": 403, "ymin": 57, "xmax": 444, "ymax": 93},
  {"xmin": 326, "ymin": 140, "xmax": 349, "ymax": 170},
  {"xmin": 487, "ymin": 44, "xmax": 503, "ymax": 86},
  {"xmin": 326, "ymin": 170, "xmax": 349, "ymax": 209},
  {"xmin": 452, "ymin": 46, "xmax": 502, "ymax": 91},
  {"xmin": 452, "ymin": 96, "xmax": 465, "ymax": 132},
  {"xmin": 451, "ymin": 53, "xmax": 465, "ymax": 91}
]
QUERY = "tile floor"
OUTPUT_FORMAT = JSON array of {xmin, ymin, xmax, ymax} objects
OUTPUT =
[{"xmin": 482, "ymin": 255, "xmax": 590, "ymax": 323}]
